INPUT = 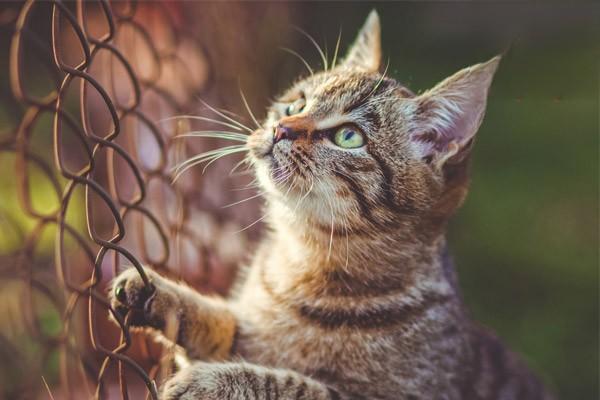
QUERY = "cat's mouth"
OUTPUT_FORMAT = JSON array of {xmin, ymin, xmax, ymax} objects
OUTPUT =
[
  {"xmin": 268, "ymin": 156, "xmax": 285, "ymax": 181},
  {"xmin": 249, "ymin": 128, "xmax": 316, "ymax": 200},
  {"xmin": 269, "ymin": 143, "xmax": 312, "ymax": 186}
]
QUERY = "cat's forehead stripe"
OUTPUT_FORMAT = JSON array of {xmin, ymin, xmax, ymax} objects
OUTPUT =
[
  {"xmin": 311, "ymin": 75, "xmax": 411, "ymax": 114},
  {"xmin": 311, "ymin": 80, "xmax": 398, "ymax": 131}
]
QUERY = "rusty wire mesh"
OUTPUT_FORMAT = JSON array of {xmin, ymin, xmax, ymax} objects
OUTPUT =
[{"xmin": 0, "ymin": 1, "xmax": 267, "ymax": 398}]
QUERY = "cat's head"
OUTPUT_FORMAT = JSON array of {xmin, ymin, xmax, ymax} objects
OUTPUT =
[{"xmin": 248, "ymin": 10, "xmax": 500, "ymax": 236}]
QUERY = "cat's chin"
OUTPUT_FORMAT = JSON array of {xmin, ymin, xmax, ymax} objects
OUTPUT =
[
  {"xmin": 253, "ymin": 159, "xmax": 301, "ymax": 199},
  {"xmin": 270, "ymin": 177, "xmax": 312, "ymax": 202}
]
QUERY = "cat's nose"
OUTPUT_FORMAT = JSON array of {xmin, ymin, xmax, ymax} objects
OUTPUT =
[{"xmin": 274, "ymin": 123, "xmax": 300, "ymax": 144}]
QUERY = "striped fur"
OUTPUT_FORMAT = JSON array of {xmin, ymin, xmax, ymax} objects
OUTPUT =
[{"xmin": 110, "ymin": 10, "xmax": 554, "ymax": 400}]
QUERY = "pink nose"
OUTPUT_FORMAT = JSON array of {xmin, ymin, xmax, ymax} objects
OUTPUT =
[{"xmin": 274, "ymin": 123, "xmax": 300, "ymax": 143}]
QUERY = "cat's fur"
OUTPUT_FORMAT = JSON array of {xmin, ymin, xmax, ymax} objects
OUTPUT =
[{"xmin": 110, "ymin": 11, "xmax": 554, "ymax": 400}]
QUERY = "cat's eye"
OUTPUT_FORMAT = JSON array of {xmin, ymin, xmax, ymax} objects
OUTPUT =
[
  {"xmin": 333, "ymin": 126, "xmax": 365, "ymax": 149},
  {"xmin": 286, "ymin": 97, "xmax": 306, "ymax": 116}
]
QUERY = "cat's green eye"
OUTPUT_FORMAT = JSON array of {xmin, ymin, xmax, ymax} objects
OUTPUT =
[
  {"xmin": 286, "ymin": 98, "xmax": 306, "ymax": 116},
  {"xmin": 333, "ymin": 126, "xmax": 365, "ymax": 149}
]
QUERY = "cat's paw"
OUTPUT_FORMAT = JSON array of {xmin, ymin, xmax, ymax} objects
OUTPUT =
[
  {"xmin": 109, "ymin": 267, "xmax": 177, "ymax": 329},
  {"xmin": 161, "ymin": 362, "xmax": 336, "ymax": 400},
  {"xmin": 161, "ymin": 363, "xmax": 225, "ymax": 400}
]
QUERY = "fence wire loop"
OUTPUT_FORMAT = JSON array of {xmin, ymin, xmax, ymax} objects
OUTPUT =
[{"xmin": 1, "ymin": 0, "xmax": 228, "ymax": 398}]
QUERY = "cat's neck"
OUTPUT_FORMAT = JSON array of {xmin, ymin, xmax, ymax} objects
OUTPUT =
[{"xmin": 261, "ymin": 202, "xmax": 454, "ymax": 298}]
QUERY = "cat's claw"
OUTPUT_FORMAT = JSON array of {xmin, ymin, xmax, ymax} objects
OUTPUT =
[{"xmin": 109, "ymin": 267, "xmax": 167, "ymax": 328}]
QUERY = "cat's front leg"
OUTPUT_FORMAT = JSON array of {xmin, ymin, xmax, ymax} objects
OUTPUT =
[
  {"xmin": 109, "ymin": 267, "xmax": 236, "ymax": 360},
  {"xmin": 161, "ymin": 362, "xmax": 340, "ymax": 400}
]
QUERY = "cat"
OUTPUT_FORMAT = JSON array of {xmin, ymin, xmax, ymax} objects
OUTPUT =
[{"xmin": 110, "ymin": 10, "xmax": 555, "ymax": 400}]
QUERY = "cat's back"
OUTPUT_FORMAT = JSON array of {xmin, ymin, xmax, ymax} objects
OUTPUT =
[{"xmin": 463, "ymin": 324, "xmax": 556, "ymax": 400}]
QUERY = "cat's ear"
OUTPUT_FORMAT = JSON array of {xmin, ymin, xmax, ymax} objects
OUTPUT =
[
  {"xmin": 411, "ymin": 56, "xmax": 501, "ymax": 168},
  {"xmin": 341, "ymin": 10, "xmax": 381, "ymax": 72}
]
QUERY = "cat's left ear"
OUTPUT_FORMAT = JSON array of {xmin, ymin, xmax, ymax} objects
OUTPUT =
[
  {"xmin": 341, "ymin": 10, "xmax": 381, "ymax": 72},
  {"xmin": 411, "ymin": 56, "xmax": 501, "ymax": 168}
]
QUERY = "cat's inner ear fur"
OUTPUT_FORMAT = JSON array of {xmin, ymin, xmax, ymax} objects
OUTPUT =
[
  {"xmin": 341, "ymin": 10, "xmax": 381, "ymax": 72},
  {"xmin": 411, "ymin": 56, "xmax": 501, "ymax": 168}
]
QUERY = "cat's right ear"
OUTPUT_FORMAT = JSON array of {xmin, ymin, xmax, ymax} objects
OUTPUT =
[
  {"xmin": 340, "ymin": 10, "xmax": 381, "ymax": 72},
  {"xmin": 410, "ymin": 56, "xmax": 501, "ymax": 168}
]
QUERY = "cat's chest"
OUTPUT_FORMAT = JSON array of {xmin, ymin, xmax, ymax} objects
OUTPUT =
[{"xmin": 232, "ymin": 275, "xmax": 385, "ymax": 377}]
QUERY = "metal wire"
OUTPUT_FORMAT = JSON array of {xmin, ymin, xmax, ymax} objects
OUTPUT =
[{"xmin": 0, "ymin": 1, "xmax": 243, "ymax": 398}]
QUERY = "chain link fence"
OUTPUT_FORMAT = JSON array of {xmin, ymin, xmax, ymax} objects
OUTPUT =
[{"xmin": 0, "ymin": 1, "xmax": 280, "ymax": 398}]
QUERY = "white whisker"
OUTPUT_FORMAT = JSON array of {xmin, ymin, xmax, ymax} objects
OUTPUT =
[
  {"xmin": 329, "ymin": 168, "xmax": 361, "ymax": 268},
  {"xmin": 293, "ymin": 176, "xmax": 315, "ymax": 214},
  {"xmin": 324, "ymin": 40, "xmax": 329, "ymax": 71},
  {"xmin": 198, "ymin": 99, "xmax": 254, "ymax": 133},
  {"xmin": 222, "ymin": 192, "xmax": 264, "ymax": 209},
  {"xmin": 229, "ymin": 156, "xmax": 253, "ymax": 176},
  {"xmin": 326, "ymin": 199, "xmax": 335, "ymax": 260},
  {"xmin": 363, "ymin": 58, "xmax": 391, "ymax": 102},
  {"xmin": 331, "ymin": 28, "xmax": 342, "ymax": 69},
  {"xmin": 234, "ymin": 212, "xmax": 270, "ymax": 234},
  {"xmin": 312, "ymin": 173, "xmax": 336, "ymax": 260},
  {"xmin": 200, "ymin": 149, "xmax": 247, "ymax": 174},
  {"xmin": 174, "ymin": 131, "xmax": 248, "ymax": 142},
  {"xmin": 229, "ymin": 170, "xmax": 254, "ymax": 178},
  {"xmin": 175, "ymin": 145, "xmax": 246, "ymax": 169},
  {"xmin": 162, "ymin": 115, "xmax": 246, "ymax": 133},
  {"xmin": 215, "ymin": 107, "xmax": 246, "ymax": 120},
  {"xmin": 293, "ymin": 26, "xmax": 328, "ymax": 71},
  {"xmin": 239, "ymin": 87, "xmax": 262, "ymax": 130},
  {"xmin": 232, "ymin": 178, "xmax": 259, "ymax": 191},
  {"xmin": 342, "ymin": 212, "xmax": 350, "ymax": 270},
  {"xmin": 279, "ymin": 47, "xmax": 314, "ymax": 76},
  {"xmin": 232, "ymin": 184, "xmax": 260, "ymax": 192},
  {"xmin": 172, "ymin": 146, "xmax": 247, "ymax": 182}
]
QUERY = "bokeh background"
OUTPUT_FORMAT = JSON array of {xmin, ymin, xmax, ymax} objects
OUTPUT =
[{"xmin": 0, "ymin": 2, "xmax": 597, "ymax": 399}]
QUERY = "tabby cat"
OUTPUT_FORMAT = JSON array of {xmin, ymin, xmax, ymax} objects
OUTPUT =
[{"xmin": 110, "ymin": 10, "xmax": 554, "ymax": 400}]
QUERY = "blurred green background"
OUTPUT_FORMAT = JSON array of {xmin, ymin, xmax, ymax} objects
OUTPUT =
[{"xmin": 1, "ymin": 2, "xmax": 598, "ymax": 399}]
